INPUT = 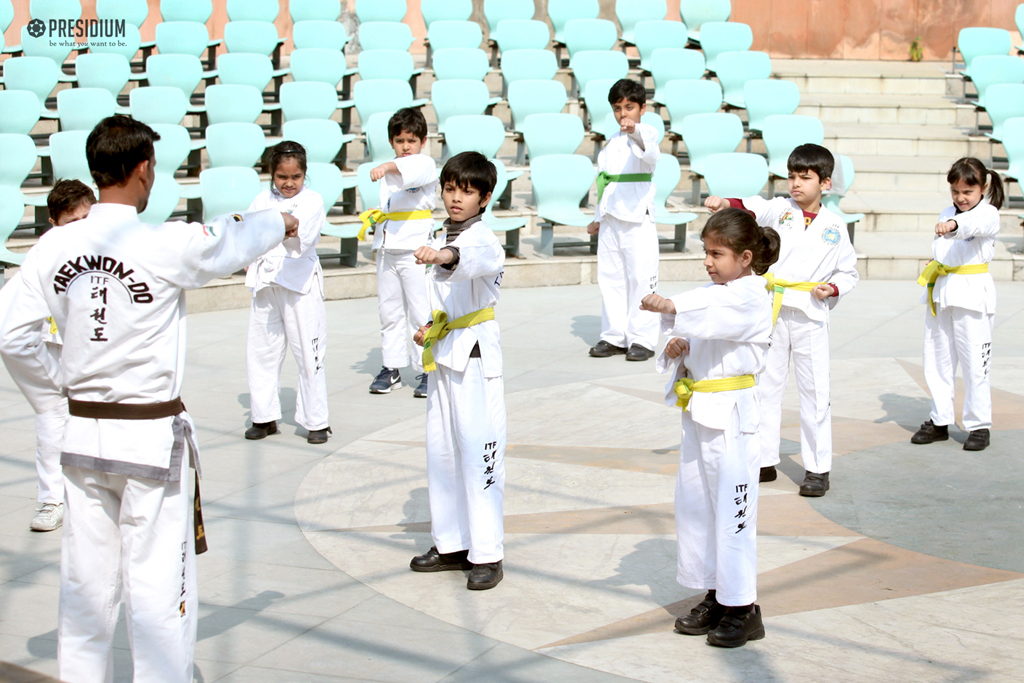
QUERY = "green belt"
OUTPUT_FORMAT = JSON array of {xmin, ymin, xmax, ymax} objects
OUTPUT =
[{"xmin": 595, "ymin": 171, "xmax": 652, "ymax": 201}]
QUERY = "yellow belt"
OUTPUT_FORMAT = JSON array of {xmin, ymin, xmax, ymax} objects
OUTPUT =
[
  {"xmin": 421, "ymin": 307, "xmax": 495, "ymax": 373},
  {"xmin": 674, "ymin": 375, "xmax": 756, "ymax": 411},
  {"xmin": 764, "ymin": 274, "xmax": 826, "ymax": 326},
  {"xmin": 917, "ymin": 261, "xmax": 989, "ymax": 316},
  {"xmin": 358, "ymin": 208, "xmax": 433, "ymax": 241},
  {"xmin": 46, "ymin": 317, "xmax": 57, "ymax": 335}
]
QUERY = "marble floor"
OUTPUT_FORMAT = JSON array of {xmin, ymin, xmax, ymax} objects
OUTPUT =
[{"xmin": 1, "ymin": 280, "xmax": 1022, "ymax": 682}]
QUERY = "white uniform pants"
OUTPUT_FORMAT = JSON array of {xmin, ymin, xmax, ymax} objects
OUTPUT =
[
  {"xmin": 36, "ymin": 397, "xmax": 68, "ymax": 504},
  {"xmin": 675, "ymin": 407, "xmax": 759, "ymax": 606},
  {"xmin": 759, "ymin": 307, "xmax": 832, "ymax": 474},
  {"xmin": 426, "ymin": 358, "xmax": 506, "ymax": 564},
  {"xmin": 59, "ymin": 456, "xmax": 196, "ymax": 683},
  {"xmin": 247, "ymin": 282, "xmax": 329, "ymax": 431},
  {"xmin": 377, "ymin": 249, "xmax": 429, "ymax": 372},
  {"xmin": 923, "ymin": 305, "xmax": 993, "ymax": 431},
  {"xmin": 597, "ymin": 214, "xmax": 660, "ymax": 351}
]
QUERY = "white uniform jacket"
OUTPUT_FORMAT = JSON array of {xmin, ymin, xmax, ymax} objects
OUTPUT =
[
  {"xmin": 374, "ymin": 153, "xmax": 438, "ymax": 251},
  {"xmin": 656, "ymin": 276, "xmax": 774, "ymax": 432},
  {"xmin": 0, "ymin": 204, "xmax": 287, "ymax": 481},
  {"xmin": 741, "ymin": 196, "xmax": 859, "ymax": 322},
  {"xmin": 245, "ymin": 186, "xmax": 325, "ymax": 295},
  {"xmin": 426, "ymin": 219, "xmax": 505, "ymax": 378},
  {"xmin": 595, "ymin": 123, "xmax": 660, "ymax": 224},
  {"xmin": 924, "ymin": 202, "xmax": 999, "ymax": 314}
]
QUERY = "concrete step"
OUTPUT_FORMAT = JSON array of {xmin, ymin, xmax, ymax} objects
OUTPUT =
[
  {"xmin": 772, "ymin": 59, "xmax": 950, "ymax": 97},
  {"xmin": 797, "ymin": 94, "xmax": 959, "ymax": 126},
  {"xmin": 846, "ymin": 155, "xmax": 961, "ymax": 193},
  {"xmin": 824, "ymin": 124, "xmax": 984, "ymax": 158}
]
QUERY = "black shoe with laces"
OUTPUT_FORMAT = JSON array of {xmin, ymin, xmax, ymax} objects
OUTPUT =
[
  {"xmin": 369, "ymin": 366, "xmax": 402, "ymax": 394},
  {"xmin": 911, "ymin": 419, "xmax": 948, "ymax": 444},
  {"xmin": 413, "ymin": 373, "xmax": 428, "ymax": 398},
  {"xmin": 674, "ymin": 591, "xmax": 724, "ymax": 636},
  {"xmin": 245, "ymin": 420, "xmax": 277, "ymax": 440},
  {"xmin": 706, "ymin": 605, "xmax": 765, "ymax": 648},
  {"xmin": 589, "ymin": 340, "xmax": 627, "ymax": 357},
  {"xmin": 963, "ymin": 428, "xmax": 990, "ymax": 451}
]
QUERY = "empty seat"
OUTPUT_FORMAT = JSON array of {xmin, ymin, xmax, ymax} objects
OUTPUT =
[
  {"xmin": 431, "ymin": 80, "xmax": 494, "ymax": 133},
  {"xmin": 280, "ymin": 81, "xmax": 346, "ymax": 121},
  {"xmin": 223, "ymin": 20, "xmax": 284, "ymax": 58},
  {"xmin": 86, "ymin": 22, "xmax": 143, "ymax": 62},
  {"xmin": 140, "ymin": 122, "xmax": 192, "ymax": 223},
  {"xmin": 226, "ymin": 0, "xmax": 279, "ymax": 21},
  {"xmin": 48, "ymin": 130, "xmax": 93, "ymax": 185},
  {"xmin": 358, "ymin": 49, "xmax": 422, "ymax": 84},
  {"xmin": 703, "ymin": 152, "xmax": 767, "ymax": 198},
  {"xmin": 957, "ymin": 27, "xmax": 1012, "ymax": 77},
  {"xmin": 2, "ymin": 57, "xmax": 63, "ymax": 116},
  {"xmin": 715, "ymin": 50, "xmax": 772, "ymax": 108},
  {"xmin": 293, "ymin": 20, "xmax": 352, "ymax": 50},
  {"xmin": 290, "ymin": 48, "xmax": 357, "ymax": 90},
  {"xmin": 443, "ymin": 114, "xmax": 507, "ymax": 158},
  {"xmin": 743, "ymin": 79, "xmax": 800, "ymax": 133},
  {"xmin": 633, "ymin": 20, "xmax": 689, "ymax": 72},
  {"xmin": 616, "ymin": 0, "xmax": 667, "ymax": 44},
  {"xmin": 57, "ymin": 88, "xmax": 117, "ymax": 132},
  {"xmin": 549, "ymin": 0, "xmax": 600, "ymax": 43},
  {"xmin": 480, "ymin": 158, "xmax": 529, "ymax": 256},
  {"xmin": 500, "ymin": 48, "xmax": 559, "ymax": 86},
  {"xmin": 563, "ymin": 18, "xmax": 618, "ymax": 59},
  {"xmin": 427, "ymin": 20, "xmax": 484, "ymax": 51},
  {"xmin": 649, "ymin": 47, "xmax": 706, "ymax": 103},
  {"xmin": 821, "ymin": 154, "xmax": 865, "ymax": 238},
  {"xmin": 970, "ymin": 55, "xmax": 1024, "ymax": 109},
  {"xmin": 161, "ymin": 0, "xmax": 213, "ymax": 22},
  {"xmin": 204, "ymin": 122, "xmax": 267, "ymax": 168},
  {"xmin": 355, "ymin": 0, "xmax": 406, "ymax": 23},
  {"xmin": 982, "ymin": 83, "xmax": 1024, "ymax": 141},
  {"xmin": 570, "ymin": 50, "xmax": 629, "ymax": 98},
  {"xmin": 143, "ymin": 54, "xmax": 209, "ymax": 100},
  {"xmin": 204, "ymin": 84, "xmax": 266, "ymax": 124},
  {"xmin": 582, "ymin": 78, "xmax": 617, "ymax": 132},
  {"xmin": 507, "ymin": 79, "xmax": 568, "ymax": 131},
  {"xmin": 680, "ymin": 112, "xmax": 744, "ymax": 200},
  {"xmin": 761, "ymin": 114, "xmax": 825, "ymax": 178},
  {"xmin": 492, "ymin": 19, "xmax": 551, "ymax": 55},
  {"xmin": 354, "ymin": 79, "xmax": 415, "ymax": 126},
  {"xmin": 282, "ymin": 118, "xmax": 353, "ymax": 163},
  {"xmin": 652, "ymin": 154, "xmax": 697, "ymax": 252},
  {"xmin": 358, "ymin": 21, "xmax": 415, "ymax": 51},
  {"xmin": 663, "ymin": 79, "xmax": 723, "ymax": 136},
  {"xmin": 217, "ymin": 52, "xmax": 288, "ymax": 92},
  {"xmin": 421, "ymin": 0, "xmax": 473, "ymax": 26},
  {"xmin": 364, "ymin": 111, "xmax": 395, "ymax": 164},
  {"xmin": 482, "ymin": 0, "xmax": 536, "ymax": 35},
  {"xmin": 522, "ymin": 113, "xmax": 585, "ymax": 159},
  {"xmin": 679, "ymin": 0, "xmax": 732, "ymax": 43},
  {"xmin": 0, "ymin": 91, "xmax": 42, "ymax": 135},
  {"xmin": 0, "ymin": 134, "xmax": 37, "ymax": 265},
  {"xmin": 1003, "ymin": 117, "xmax": 1024, "ymax": 186},
  {"xmin": 30, "ymin": 0, "xmax": 81, "ymax": 21},
  {"xmin": 19, "ymin": 24, "xmax": 74, "ymax": 67},
  {"xmin": 200, "ymin": 166, "xmax": 261, "ymax": 221},
  {"xmin": 531, "ymin": 153, "xmax": 597, "ymax": 256},
  {"xmin": 155, "ymin": 20, "xmax": 217, "ymax": 59},
  {"xmin": 432, "ymin": 48, "xmax": 491, "ymax": 82},
  {"xmin": 290, "ymin": 0, "xmax": 343, "ymax": 22},
  {"xmin": 697, "ymin": 21, "xmax": 752, "ymax": 72},
  {"xmin": 130, "ymin": 86, "xmax": 189, "ymax": 125},
  {"xmin": 74, "ymin": 53, "xmax": 135, "ymax": 103},
  {"xmin": 305, "ymin": 161, "xmax": 348, "ymax": 213}
]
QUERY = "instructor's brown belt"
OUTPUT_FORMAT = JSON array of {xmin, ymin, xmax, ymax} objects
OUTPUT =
[{"xmin": 68, "ymin": 397, "xmax": 184, "ymax": 420}]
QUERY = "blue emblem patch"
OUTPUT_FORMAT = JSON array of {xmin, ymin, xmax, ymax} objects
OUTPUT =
[{"xmin": 822, "ymin": 227, "xmax": 841, "ymax": 245}]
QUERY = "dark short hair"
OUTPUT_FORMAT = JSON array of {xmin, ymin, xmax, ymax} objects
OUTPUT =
[
  {"xmin": 267, "ymin": 140, "xmax": 307, "ymax": 176},
  {"xmin": 787, "ymin": 143, "xmax": 833, "ymax": 182},
  {"xmin": 86, "ymin": 115, "xmax": 160, "ymax": 188},
  {"xmin": 439, "ymin": 151, "xmax": 496, "ymax": 200},
  {"xmin": 47, "ymin": 179, "xmax": 96, "ymax": 224},
  {"xmin": 608, "ymin": 78, "xmax": 646, "ymax": 107},
  {"xmin": 388, "ymin": 107, "xmax": 428, "ymax": 141}
]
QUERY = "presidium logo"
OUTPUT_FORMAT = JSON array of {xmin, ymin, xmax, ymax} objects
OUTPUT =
[{"xmin": 25, "ymin": 17, "xmax": 127, "ymax": 46}]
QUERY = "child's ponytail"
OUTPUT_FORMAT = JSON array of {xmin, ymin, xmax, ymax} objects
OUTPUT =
[
  {"xmin": 755, "ymin": 226, "xmax": 781, "ymax": 276},
  {"xmin": 701, "ymin": 208, "xmax": 781, "ymax": 276},
  {"xmin": 987, "ymin": 169, "xmax": 1004, "ymax": 210}
]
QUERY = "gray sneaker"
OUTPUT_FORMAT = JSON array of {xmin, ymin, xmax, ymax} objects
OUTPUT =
[
  {"xmin": 30, "ymin": 502, "xmax": 64, "ymax": 532},
  {"xmin": 413, "ymin": 373, "xmax": 428, "ymax": 398},
  {"xmin": 369, "ymin": 366, "xmax": 402, "ymax": 394}
]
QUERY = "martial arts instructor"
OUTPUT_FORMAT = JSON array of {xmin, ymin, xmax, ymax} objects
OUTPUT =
[{"xmin": 0, "ymin": 116, "xmax": 298, "ymax": 682}]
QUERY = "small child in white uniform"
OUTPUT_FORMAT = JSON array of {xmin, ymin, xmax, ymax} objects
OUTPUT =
[
  {"xmin": 587, "ymin": 78, "xmax": 660, "ymax": 362},
  {"xmin": 911, "ymin": 157, "xmax": 1003, "ymax": 451},
  {"xmin": 641, "ymin": 208, "xmax": 779, "ymax": 648},
  {"xmin": 244, "ymin": 141, "xmax": 331, "ymax": 444},
  {"xmin": 408, "ymin": 152, "xmax": 507, "ymax": 591},
  {"xmin": 365, "ymin": 108, "xmax": 437, "ymax": 398}
]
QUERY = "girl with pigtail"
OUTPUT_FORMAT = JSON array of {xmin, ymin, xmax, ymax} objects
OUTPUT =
[
  {"xmin": 911, "ymin": 157, "xmax": 1004, "ymax": 452},
  {"xmin": 640, "ymin": 208, "xmax": 780, "ymax": 649}
]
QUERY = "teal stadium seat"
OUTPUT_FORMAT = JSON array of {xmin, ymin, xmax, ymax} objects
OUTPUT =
[
  {"xmin": 355, "ymin": 79, "xmax": 416, "ymax": 127},
  {"xmin": 563, "ymin": 19, "xmax": 618, "ymax": 59},
  {"xmin": 582, "ymin": 78, "xmax": 617, "ymax": 132},
  {"xmin": 355, "ymin": 0, "xmax": 406, "ymax": 23},
  {"xmin": 0, "ymin": 0, "xmax": 13, "ymax": 33},
  {"xmin": 507, "ymin": 79, "xmax": 567, "ymax": 132},
  {"xmin": 715, "ymin": 50, "xmax": 772, "ymax": 108},
  {"xmin": 500, "ymin": 48, "xmax": 559, "ymax": 84},
  {"xmin": 310, "ymin": 163, "xmax": 361, "ymax": 266},
  {"xmin": 358, "ymin": 49, "xmax": 422, "ymax": 92},
  {"xmin": 821, "ymin": 154, "xmax": 864, "ymax": 243},
  {"xmin": 286, "ymin": 48, "xmax": 355, "ymax": 90},
  {"xmin": 703, "ymin": 152, "xmax": 767, "ymax": 198},
  {"xmin": 649, "ymin": 47, "xmax": 706, "ymax": 103},
  {"xmin": 283, "ymin": 119, "xmax": 355, "ymax": 163},
  {"xmin": 531, "ymin": 153, "xmax": 597, "ymax": 256},
  {"xmin": 293, "ymin": 20, "xmax": 351, "ymax": 50},
  {"xmin": 87, "ymin": 23, "xmax": 143, "ymax": 62},
  {"xmin": 280, "ymin": 81, "xmax": 345, "ymax": 121},
  {"xmin": 743, "ymin": 79, "xmax": 800, "ymax": 134},
  {"xmin": 697, "ymin": 21, "xmax": 752, "ymax": 72},
  {"xmin": 549, "ymin": 0, "xmax": 599, "ymax": 44},
  {"xmin": 1001, "ymin": 117, "xmax": 1024, "ymax": 202},
  {"xmin": 957, "ymin": 27, "xmax": 1011, "ymax": 78},
  {"xmin": 3, "ymin": 57, "xmax": 62, "ymax": 117},
  {"xmin": 482, "ymin": 0, "xmax": 536, "ymax": 36},
  {"xmin": 1017, "ymin": 5, "xmax": 1024, "ymax": 53},
  {"xmin": 523, "ymin": 113, "xmax": 585, "ymax": 160},
  {"xmin": 48, "ymin": 130, "xmax": 93, "ymax": 186},
  {"xmin": 200, "ymin": 166, "xmax": 261, "ymax": 221},
  {"xmin": 663, "ymin": 79, "xmax": 723, "ymax": 151},
  {"xmin": 432, "ymin": 48, "xmax": 491, "ymax": 82},
  {"xmin": 616, "ymin": 0, "xmax": 667, "ymax": 45},
  {"xmin": 290, "ymin": 0, "xmax": 342, "ymax": 22},
  {"xmin": 492, "ymin": 19, "xmax": 551, "ymax": 55},
  {"xmin": 57, "ymin": 88, "xmax": 117, "ymax": 132},
  {"xmin": 74, "ymin": 53, "xmax": 135, "ymax": 105},
  {"xmin": 427, "ymin": 20, "xmax": 484, "ymax": 50},
  {"xmin": 204, "ymin": 84, "xmax": 266, "ymax": 124},
  {"xmin": 422, "ymin": 0, "xmax": 473, "ymax": 26},
  {"xmin": 364, "ymin": 111, "xmax": 395, "ymax": 164},
  {"xmin": 653, "ymin": 155, "xmax": 697, "ymax": 251},
  {"xmin": 570, "ymin": 50, "xmax": 629, "ymax": 99},
  {"xmin": 680, "ymin": 112, "xmax": 744, "ymax": 201},
  {"xmin": 982, "ymin": 84, "xmax": 1024, "ymax": 141},
  {"xmin": 226, "ymin": 0, "xmax": 280, "ymax": 21},
  {"xmin": 761, "ymin": 114, "xmax": 825, "ymax": 179},
  {"xmin": 481, "ymin": 158, "xmax": 529, "ymax": 256},
  {"xmin": 679, "ymin": 0, "xmax": 732, "ymax": 43},
  {"xmin": 139, "ymin": 123, "xmax": 192, "ymax": 223},
  {"xmin": 0, "ymin": 91, "xmax": 41, "ymax": 134},
  {"xmin": 97, "ymin": 0, "xmax": 150, "ymax": 26},
  {"xmin": 969, "ymin": 55, "xmax": 1024, "ymax": 110},
  {"xmin": 161, "ymin": 0, "xmax": 213, "ymax": 22},
  {"xmin": 0, "ymin": 134, "xmax": 36, "ymax": 265},
  {"xmin": 431, "ymin": 80, "xmax": 493, "ymax": 133},
  {"xmin": 155, "ymin": 21, "xmax": 218, "ymax": 59},
  {"xmin": 217, "ymin": 53, "xmax": 289, "ymax": 92},
  {"xmin": 143, "ymin": 54, "xmax": 208, "ymax": 101},
  {"xmin": 356, "ymin": 162, "xmax": 382, "ymax": 213},
  {"xmin": 30, "ymin": 0, "xmax": 81, "ymax": 21},
  {"xmin": 358, "ymin": 22, "xmax": 415, "ymax": 52},
  {"xmin": 19, "ymin": 26, "xmax": 73, "ymax": 71},
  {"xmin": 130, "ymin": 86, "xmax": 189, "ymax": 125},
  {"xmin": 444, "ymin": 115, "xmax": 507, "ymax": 159},
  {"xmin": 633, "ymin": 20, "xmax": 690, "ymax": 72},
  {"xmin": 223, "ymin": 20, "xmax": 285, "ymax": 59},
  {"xmin": 204, "ymin": 122, "xmax": 267, "ymax": 169}
]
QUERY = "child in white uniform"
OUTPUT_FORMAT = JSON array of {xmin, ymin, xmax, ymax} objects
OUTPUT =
[
  {"xmin": 244, "ymin": 141, "xmax": 331, "ymax": 444},
  {"xmin": 408, "ymin": 152, "xmax": 506, "ymax": 591},
  {"xmin": 911, "ymin": 157, "xmax": 1003, "ymax": 451},
  {"xmin": 365, "ymin": 108, "xmax": 436, "ymax": 398},
  {"xmin": 706, "ymin": 144, "xmax": 858, "ymax": 497},
  {"xmin": 587, "ymin": 78, "xmax": 660, "ymax": 362},
  {"xmin": 641, "ymin": 208, "xmax": 779, "ymax": 648}
]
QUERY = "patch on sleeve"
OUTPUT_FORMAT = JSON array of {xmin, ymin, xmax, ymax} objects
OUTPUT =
[
  {"xmin": 822, "ymin": 227, "xmax": 841, "ymax": 245},
  {"xmin": 231, "ymin": 214, "xmax": 243, "ymax": 222},
  {"xmin": 202, "ymin": 224, "xmax": 217, "ymax": 237}
]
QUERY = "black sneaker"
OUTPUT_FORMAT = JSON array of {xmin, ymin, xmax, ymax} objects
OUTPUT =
[
  {"xmin": 467, "ymin": 560, "xmax": 503, "ymax": 590},
  {"xmin": 799, "ymin": 471, "xmax": 830, "ymax": 497},
  {"xmin": 625, "ymin": 344, "xmax": 655, "ymax": 361},
  {"xmin": 706, "ymin": 605, "xmax": 765, "ymax": 648},
  {"xmin": 589, "ymin": 340, "xmax": 627, "ymax": 357},
  {"xmin": 674, "ymin": 591, "xmax": 723, "ymax": 636},
  {"xmin": 413, "ymin": 373, "xmax": 428, "ymax": 398},
  {"xmin": 307, "ymin": 427, "xmax": 332, "ymax": 444},
  {"xmin": 963, "ymin": 428, "xmax": 990, "ymax": 451},
  {"xmin": 759, "ymin": 466, "xmax": 778, "ymax": 483},
  {"xmin": 369, "ymin": 366, "xmax": 402, "ymax": 394},
  {"xmin": 910, "ymin": 419, "xmax": 948, "ymax": 444},
  {"xmin": 245, "ymin": 420, "xmax": 278, "ymax": 440},
  {"xmin": 410, "ymin": 546, "xmax": 472, "ymax": 572}
]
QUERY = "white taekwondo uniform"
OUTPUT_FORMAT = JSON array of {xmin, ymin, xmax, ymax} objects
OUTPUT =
[
  {"xmin": 922, "ymin": 201, "xmax": 999, "ymax": 431},
  {"xmin": 738, "ymin": 196, "xmax": 859, "ymax": 475},
  {"xmin": 0, "ymin": 204, "xmax": 287, "ymax": 683},
  {"xmin": 245, "ymin": 185, "xmax": 329, "ymax": 432},
  {"xmin": 657, "ymin": 275, "xmax": 773, "ymax": 607},
  {"xmin": 424, "ymin": 215, "xmax": 506, "ymax": 564},
  {"xmin": 595, "ymin": 122, "xmax": 660, "ymax": 352},
  {"xmin": 374, "ymin": 153, "xmax": 437, "ymax": 373}
]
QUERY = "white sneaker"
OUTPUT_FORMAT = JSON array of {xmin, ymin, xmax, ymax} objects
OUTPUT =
[{"xmin": 30, "ymin": 502, "xmax": 64, "ymax": 532}]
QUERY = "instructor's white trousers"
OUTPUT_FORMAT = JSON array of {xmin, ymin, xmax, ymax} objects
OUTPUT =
[
  {"xmin": 59, "ymin": 455, "xmax": 196, "ymax": 683},
  {"xmin": 426, "ymin": 358, "xmax": 506, "ymax": 564},
  {"xmin": 36, "ymin": 397, "xmax": 67, "ymax": 504},
  {"xmin": 247, "ymin": 281, "xmax": 329, "ymax": 431},
  {"xmin": 676, "ymin": 406, "xmax": 759, "ymax": 607},
  {"xmin": 597, "ymin": 214, "xmax": 660, "ymax": 351},
  {"xmin": 759, "ymin": 307, "xmax": 832, "ymax": 474},
  {"xmin": 924, "ymin": 305, "xmax": 993, "ymax": 431},
  {"xmin": 377, "ymin": 249, "xmax": 429, "ymax": 372}
]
